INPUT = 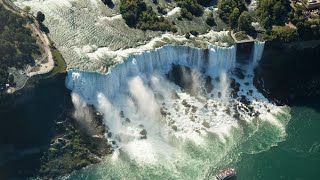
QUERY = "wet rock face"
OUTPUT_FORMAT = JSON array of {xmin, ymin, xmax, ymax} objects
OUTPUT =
[
  {"xmin": 230, "ymin": 78, "xmax": 240, "ymax": 98},
  {"xmin": 255, "ymin": 43, "xmax": 320, "ymax": 105},
  {"xmin": 167, "ymin": 65, "xmax": 194, "ymax": 93},
  {"xmin": 204, "ymin": 76, "xmax": 214, "ymax": 93},
  {"xmin": 139, "ymin": 129, "xmax": 147, "ymax": 139},
  {"xmin": 236, "ymin": 42, "xmax": 254, "ymax": 64},
  {"xmin": 166, "ymin": 64, "xmax": 215, "ymax": 96},
  {"xmin": 233, "ymin": 68, "xmax": 245, "ymax": 80}
]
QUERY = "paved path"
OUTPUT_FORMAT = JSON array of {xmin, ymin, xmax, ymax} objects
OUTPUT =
[{"xmin": 1, "ymin": 0, "xmax": 54, "ymax": 77}]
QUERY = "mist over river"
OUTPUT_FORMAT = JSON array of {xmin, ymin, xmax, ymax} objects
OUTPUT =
[
  {"xmin": 1, "ymin": 43, "xmax": 320, "ymax": 180},
  {"xmin": 65, "ymin": 103, "xmax": 320, "ymax": 180},
  {"xmin": 63, "ymin": 43, "xmax": 318, "ymax": 180}
]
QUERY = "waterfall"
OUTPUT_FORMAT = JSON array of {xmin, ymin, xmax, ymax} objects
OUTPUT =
[
  {"xmin": 66, "ymin": 45, "xmax": 237, "ymax": 104},
  {"xmin": 252, "ymin": 41, "xmax": 265, "ymax": 65},
  {"xmin": 64, "ymin": 42, "xmax": 291, "ymax": 179}
]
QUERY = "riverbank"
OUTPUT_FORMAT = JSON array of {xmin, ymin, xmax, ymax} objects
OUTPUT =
[{"xmin": 0, "ymin": 73, "xmax": 111, "ymax": 179}]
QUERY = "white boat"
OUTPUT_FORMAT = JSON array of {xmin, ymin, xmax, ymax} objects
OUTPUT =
[{"xmin": 216, "ymin": 168, "xmax": 236, "ymax": 180}]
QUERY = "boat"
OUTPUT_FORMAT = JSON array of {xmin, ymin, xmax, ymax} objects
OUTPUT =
[{"xmin": 216, "ymin": 168, "xmax": 236, "ymax": 180}]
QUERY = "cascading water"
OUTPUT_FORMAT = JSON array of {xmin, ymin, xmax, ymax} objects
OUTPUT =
[
  {"xmin": 66, "ymin": 45, "xmax": 237, "ymax": 103},
  {"xmin": 252, "ymin": 41, "xmax": 265, "ymax": 65},
  {"xmin": 65, "ymin": 42, "xmax": 289, "ymax": 179}
]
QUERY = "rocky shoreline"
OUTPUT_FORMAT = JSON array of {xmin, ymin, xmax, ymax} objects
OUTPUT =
[
  {"xmin": 37, "ymin": 99, "xmax": 112, "ymax": 179},
  {"xmin": 0, "ymin": 74, "xmax": 112, "ymax": 180}
]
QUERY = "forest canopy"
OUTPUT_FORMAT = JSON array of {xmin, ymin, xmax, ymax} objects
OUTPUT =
[
  {"xmin": 256, "ymin": 0, "xmax": 291, "ymax": 29},
  {"xmin": 0, "ymin": 5, "xmax": 40, "ymax": 91},
  {"xmin": 120, "ymin": 0, "xmax": 176, "ymax": 32}
]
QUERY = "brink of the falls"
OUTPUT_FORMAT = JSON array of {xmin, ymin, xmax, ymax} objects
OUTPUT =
[
  {"xmin": 65, "ymin": 42, "xmax": 290, "ymax": 180},
  {"xmin": 66, "ymin": 45, "xmax": 236, "ymax": 104}
]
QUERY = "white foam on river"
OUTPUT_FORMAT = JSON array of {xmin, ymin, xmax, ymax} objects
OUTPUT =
[
  {"xmin": 12, "ymin": 0, "xmax": 291, "ymax": 178},
  {"xmin": 65, "ymin": 43, "xmax": 290, "ymax": 173}
]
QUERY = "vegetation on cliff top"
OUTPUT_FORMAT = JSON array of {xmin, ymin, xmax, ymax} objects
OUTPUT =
[
  {"xmin": 256, "ymin": 0, "xmax": 291, "ymax": 29},
  {"xmin": 176, "ymin": 0, "xmax": 204, "ymax": 19},
  {"xmin": 218, "ymin": 0, "xmax": 247, "ymax": 24},
  {"xmin": 217, "ymin": 0, "xmax": 319, "ymax": 42},
  {"xmin": 120, "ymin": 0, "xmax": 176, "ymax": 32},
  {"xmin": 120, "ymin": 0, "xmax": 212, "ymax": 32},
  {"xmin": 0, "ymin": 4, "xmax": 40, "ymax": 92}
]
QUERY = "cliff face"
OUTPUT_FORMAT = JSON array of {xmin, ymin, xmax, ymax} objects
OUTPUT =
[{"xmin": 255, "ymin": 43, "xmax": 320, "ymax": 106}]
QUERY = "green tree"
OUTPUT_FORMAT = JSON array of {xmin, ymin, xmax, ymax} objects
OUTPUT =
[
  {"xmin": 23, "ymin": 6, "xmax": 31, "ymax": 14},
  {"xmin": 0, "ymin": 4, "xmax": 40, "ymax": 92},
  {"xmin": 271, "ymin": 26, "xmax": 298, "ymax": 42},
  {"xmin": 262, "ymin": 15, "xmax": 273, "ymax": 30},
  {"xmin": 197, "ymin": 0, "xmax": 211, "ymax": 6},
  {"xmin": 206, "ymin": 12, "xmax": 216, "ymax": 26},
  {"xmin": 218, "ymin": 0, "xmax": 246, "ymax": 23},
  {"xmin": 176, "ymin": 0, "xmax": 204, "ymax": 17},
  {"xmin": 229, "ymin": 8, "xmax": 240, "ymax": 30},
  {"xmin": 36, "ymin": 11, "xmax": 45, "ymax": 23},
  {"xmin": 120, "ymin": 0, "xmax": 175, "ymax": 31},
  {"xmin": 238, "ymin": 11, "xmax": 252, "ymax": 32},
  {"xmin": 273, "ymin": 1, "xmax": 286, "ymax": 25},
  {"xmin": 180, "ymin": 7, "xmax": 193, "ymax": 20},
  {"xmin": 257, "ymin": 0, "xmax": 291, "ymax": 28},
  {"xmin": 102, "ymin": 0, "xmax": 114, "ymax": 8}
]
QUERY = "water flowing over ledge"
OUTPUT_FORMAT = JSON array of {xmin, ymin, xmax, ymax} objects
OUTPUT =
[
  {"xmin": 14, "ymin": 0, "xmax": 234, "ymax": 72},
  {"xmin": 65, "ymin": 42, "xmax": 291, "ymax": 179},
  {"xmin": 66, "ymin": 44, "xmax": 237, "ymax": 104}
]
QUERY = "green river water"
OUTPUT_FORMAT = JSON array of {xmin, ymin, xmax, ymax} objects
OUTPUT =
[
  {"xmin": 64, "ymin": 103, "xmax": 320, "ymax": 180},
  {"xmin": 236, "ymin": 103, "xmax": 320, "ymax": 180},
  {"xmin": 1, "ymin": 46, "xmax": 320, "ymax": 179},
  {"xmin": 0, "ymin": 76, "xmax": 319, "ymax": 180}
]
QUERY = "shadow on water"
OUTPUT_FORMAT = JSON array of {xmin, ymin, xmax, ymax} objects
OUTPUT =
[
  {"xmin": 39, "ymin": 23, "xmax": 50, "ymax": 34},
  {"xmin": 0, "ymin": 73, "xmax": 69, "ymax": 179},
  {"xmin": 255, "ymin": 43, "xmax": 320, "ymax": 112}
]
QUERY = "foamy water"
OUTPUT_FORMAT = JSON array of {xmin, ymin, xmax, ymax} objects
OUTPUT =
[{"xmin": 64, "ymin": 42, "xmax": 290, "ymax": 179}]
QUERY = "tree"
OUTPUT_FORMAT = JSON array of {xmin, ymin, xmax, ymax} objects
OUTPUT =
[
  {"xmin": 176, "ymin": 0, "xmax": 204, "ymax": 17},
  {"xmin": 36, "ymin": 11, "xmax": 45, "ymax": 23},
  {"xmin": 273, "ymin": 1, "xmax": 286, "ymax": 25},
  {"xmin": 229, "ymin": 8, "xmax": 240, "ymax": 30},
  {"xmin": 256, "ymin": 0, "xmax": 291, "ymax": 28},
  {"xmin": 197, "ymin": 0, "xmax": 211, "ymax": 7},
  {"xmin": 218, "ymin": 0, "xmax": 246, "ymax": 23},
  {"xmin": 0, "ymin": 4, "xmax": 40, "ymax": 91},
  {"xmin": 23, "ymin": 6, "xmax": 31, "ymax": 14},
  {"xmin": 206, "ymin": 12, "xmax": 216, "ymax": 26},
  {"xmin": 102, "ymin": 0, "xmax": 114, "ymax": 8},
  {"xmin": 262, "ymin": 16, "xmax": 272, "ymax": 30},
  {"xmin": 180, "ymin": 7, "xmax": 193, "ymax": 20},
  {"xmin": 120, "ymin": 0, "xmax": 175, "ymax": 31},
  {"xmin": 272, "ymin": 26, "xmax": 298, "ymax": 42},
  {"xmin": 190, "ymin": 30, "xmax": 199, "ymax": 36},
  {"xmin": 238, "ymin": 11, "xmax": 252, "ymax": 32}
]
